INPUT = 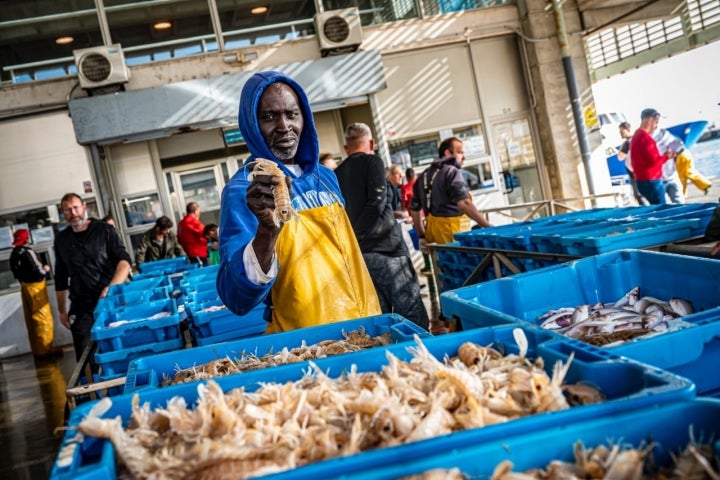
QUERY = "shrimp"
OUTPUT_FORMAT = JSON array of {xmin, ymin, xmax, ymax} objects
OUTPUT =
[{"xmin": 249, "ymin": 158, "xmax": 297, "ymax": 227}]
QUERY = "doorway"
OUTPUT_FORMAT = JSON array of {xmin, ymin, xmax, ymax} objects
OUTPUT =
[
  {"xmin": 491, "ymin": 117, "xmax": 544, "ymax": 218},
  {"xmin": 167, "ymin": 165, "xmax": 225, "ymax": 227}
]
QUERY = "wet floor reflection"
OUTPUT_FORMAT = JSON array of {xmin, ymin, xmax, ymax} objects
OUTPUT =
[{"xmin": 0, "ymin": 347, "xmax": 76, "ymax": 480}]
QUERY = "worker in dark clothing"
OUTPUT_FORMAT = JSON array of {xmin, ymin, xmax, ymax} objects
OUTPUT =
[
  {"xmin": 134, "ymin": 215, "xmax": 185, "ymax": 266},
  {"xmin": 334, "ymin": 123, "xmax": 429, "ymax": 329},
  {"xmin": 54, "ymin": 193, "xmax": 132, "ymax": 362}
]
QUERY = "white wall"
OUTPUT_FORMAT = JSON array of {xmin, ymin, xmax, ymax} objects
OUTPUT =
[
  {"xmin": 376, "ymin": 44, "xmax": 482, "ymax": 138},
  {"xmin": 0, "ymin": 111, "xmax": 93, "ymax": 210},
  {"xmin": 110, "ymin": 142, "xmax": 158, "ymax": 196}
]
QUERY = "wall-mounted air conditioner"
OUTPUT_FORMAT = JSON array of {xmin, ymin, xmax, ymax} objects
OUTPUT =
[
  {"xmin": 315, "ymin": 8, "xmax": 363, "ymax": 56},
  {"xmin": 73, "ymin": 44, "xmax": 131, "ymax": 89}
]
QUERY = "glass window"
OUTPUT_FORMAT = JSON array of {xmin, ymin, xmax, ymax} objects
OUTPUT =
[
  {"xmin": 0, "ymin": 0, "xmax": 101, "ymax": 83},
  {"xmin": 323, "ymin": 0, "xmax": 419, "ymax": 24},
  {"xmin": 105, "ymin": 1, "xmax": 216, "ymax": 60},
  {"xmin": 218, "ymin": 0, "xmax": 317, "ymax": 45},
  {"xmin": 0, "ymin": 199, "xmax": 99, "ymax": 251},
  {"xmin": 122, "ymin": 193, "xmax": 163, "ymax": 228},
  {"xmin": 390, "ymin": 133, "xmax": 439, "ymax": 168},
  {"xmin": 422, "ymin": 0, "xmax": 513, "ymax": 16}
]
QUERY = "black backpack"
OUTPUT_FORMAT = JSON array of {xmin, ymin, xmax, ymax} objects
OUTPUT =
[{"xmin": 9, "ymin": 246, "xmax": 46, "ymax": 283}]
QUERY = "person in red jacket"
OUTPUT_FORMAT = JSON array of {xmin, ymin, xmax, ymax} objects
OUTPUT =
[
  {"xmin": 400, "ymin": 167, "xmax": 416, "ymax": 216},
  {"xmin": 177, "ymin": 202, "xmax": 208, "ymax": 265},
  {"xmin": 629, "ymin": 108, "xmax": 668, "ymax": 205}
]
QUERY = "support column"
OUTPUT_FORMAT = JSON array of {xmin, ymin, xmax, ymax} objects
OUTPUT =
[{"xmin": 518, "ymin": 0, "xmax": 602, "ymax": 204}]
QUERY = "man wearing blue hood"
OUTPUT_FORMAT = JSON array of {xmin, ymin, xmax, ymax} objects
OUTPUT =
[{"xmin": 217, "ymin": 71, "xmax": 381, "ymax": 333}]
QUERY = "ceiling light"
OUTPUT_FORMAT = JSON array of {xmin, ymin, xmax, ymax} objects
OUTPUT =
[
  {"xmin": 251, "ymin": 6, "xmax": 268, "ymax": 14},
  {"xmin": 56, "ymin": 36, "xmax": 74, "ymax": 45},
  {"xmin": 153, "ymin": 21, "xmax": 172, "ymax": 30}
]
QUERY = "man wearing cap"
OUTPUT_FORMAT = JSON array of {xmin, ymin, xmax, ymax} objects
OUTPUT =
[
  {"xmin": 629, "ymin": 108, "xmax": 669, "ymax": 204},
  {"xmin": 9, "ymin": 229, "xmax": 61, "ymax": 358},
  {"xmin": 54, "ymin": 193, "xmax": 132, "ymax": 362}
]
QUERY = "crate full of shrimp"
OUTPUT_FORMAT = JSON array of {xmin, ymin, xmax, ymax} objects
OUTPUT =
[
  {"xmin": 124, "ymin": 313, "xmax": 430, "ymax": 393},
  {"xmin": 50, "ymin": 323, "xmax": 693, "ymax": 480},
  {"xmin": 331, "ymin": 398, "xmax": 720, "ymax": 480},
  {"xmin": 441, "ymin": 249, "xmax": 720, "ymax": 395},
  {"xmin": 91, "ymin": 298, "xmax": 182, "ymax": 353}
]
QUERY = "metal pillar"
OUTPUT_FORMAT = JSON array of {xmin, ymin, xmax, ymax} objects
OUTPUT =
[{"xmin": 551, "ymin": 0, "xmax": 596, "ymax": 196}]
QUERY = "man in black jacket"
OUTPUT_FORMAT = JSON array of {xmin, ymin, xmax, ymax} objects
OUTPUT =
[
  {"xmin": 334, "ymin": 123, "xmax": 428, "ymax": 329},
  {"xmin": 54, "ymin": 193, "xmax": 132, "ymax": 362}
]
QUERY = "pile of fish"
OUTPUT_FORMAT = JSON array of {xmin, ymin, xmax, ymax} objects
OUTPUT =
[
  {"xmin": 163, "ymin": 327, "xmax": 392, "ymax": 386},
  {"xmin": 77, "ymin": 333, "xmax": 598, "ymax": 480},
  {"xmin": 536, "ymin": 287, "xmax": 694, "ymax": 347},
  {"xmin": 490, "ymin": 438, "xmax": 720, "ymax": 479}
]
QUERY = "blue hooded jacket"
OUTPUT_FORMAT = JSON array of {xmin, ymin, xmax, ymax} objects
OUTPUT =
[{"xmin": 217, "ymin": 71, "xmax": 344, "ymax": 316}]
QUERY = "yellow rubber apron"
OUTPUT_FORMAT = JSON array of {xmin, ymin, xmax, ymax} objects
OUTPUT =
[
  {"xmin": 20, "ymin": 279, "xmax": 55, "ymax": 356},
  {"xmin": 425, "ymin": 214, "xmax": 470, "ymax": 245},
  {"xmin": 267, "ymin": 202, "xmax": 381, "ymax": 333}
]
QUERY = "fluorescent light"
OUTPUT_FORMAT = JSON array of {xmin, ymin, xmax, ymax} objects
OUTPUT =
[
  {"xmin": 251, "ymin": 6, "xmax": 268, "ymax": 14},
  {"xmin": 56, "ymin": 36, "xmax": 74, "ymax": 45},
  {"xmin": 153, "ymin": 21, "xmax": 172, "ymax": 30}
]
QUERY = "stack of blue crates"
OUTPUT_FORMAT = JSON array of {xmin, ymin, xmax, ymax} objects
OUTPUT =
[
  {"xmin": 179, "ymin": 265, "xmax": 267, "ymax": 346},
  {"xmin": 92, "ymin": 272, "xmax": 184, "ymax": 382},
  {"xmin": 441, "ymin": 203, "xmax": 717, "ymax": 292},
  {"xmin": 51, "ymin": 322, "xmax": 695, "ymax": 479}
]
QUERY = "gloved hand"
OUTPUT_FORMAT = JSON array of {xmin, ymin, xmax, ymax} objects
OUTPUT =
[{"xmin": 247, "ymin": 174, "xmax": 293, "ymax": 230}]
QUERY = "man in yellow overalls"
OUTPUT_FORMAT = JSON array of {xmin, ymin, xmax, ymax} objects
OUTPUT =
[
  {"xmin": 409, "ymin": 137, "xmax": 493, "ymax": 245},
  {"xmin": 9, "ymin": 229, "xmax": 62, "ymax": 358},
  {"xmin": 217, "ymin": 72, "xmax": 380, "ymax": 333}
]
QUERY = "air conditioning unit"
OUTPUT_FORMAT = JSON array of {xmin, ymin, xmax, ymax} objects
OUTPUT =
[
  {"xmin": 315, "ymin": 8, "xmax": 363, "ymax": 56},
  {"xmin": 73, "ymin": 44, "xmax": 131, "ymax": 89}
]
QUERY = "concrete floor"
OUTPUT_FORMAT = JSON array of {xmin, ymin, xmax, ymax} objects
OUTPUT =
[{"xmin": 0, "ymin": 346, "xmax": 76, "ymax": 480}]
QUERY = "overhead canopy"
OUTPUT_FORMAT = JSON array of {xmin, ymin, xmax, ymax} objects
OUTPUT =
[{"xmin": 68, "ymin": 49, "xmax": 386, "ymax": 145}]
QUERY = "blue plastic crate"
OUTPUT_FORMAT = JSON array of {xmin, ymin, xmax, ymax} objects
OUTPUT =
[
  {"xmin": 442, "ymin": 249, "xmax": 720, "ymax": 329},
  {"xmin": 611, "ymin": 307, "xmax": 720, "ymax": 396},
  {"xmin": 184, "ymin": 289, "xmax": 221, "ymax": 305},
  {"xmin": 52, "ymin": 323, "xmax": 693, "ymax": 480},
  {"xmin": 94, "ymin": 287, "xmax": 170, "ymax": 314},
  {"xmin": 633, "ymin": 202, "xmax": 718, "ymax": 237},
  {"xmin": 558, "ymin": 218, "xmax": 697, "ymax": 256},
  {"xmin": 125, "ymin": 314, "xmax": 430, "ymax": 393},
  {"xmin": 333, "ymin": 399, "xmax": 720, "ymax": 480},
  {"xmin": 530, "ymin": 218, "xmax": 696, "ymax": 255},
  {"xmin": 91, "ymin": 298, "xmax": 182, "ymax": 352},
  {"xmin": 106, "ymin": 275, "xmax": 172, "ymax": 297},
  {"xmin": 180, "ymin": 263, "xmax": 220, "ymax": 279},
  {"xmin": 177, "ymin": 277, "xmax": 218, "ymax": 296},
  {"xmin": 95, "ymin": 337, "xmax": 185, "ymax": 377},
  {"xmin": 137, "ymin": 256, "xmax": 188, "ymax": 273},
  {"xmin": 529, "ymin": 218, "xmax": 644, "ymax": 254},
  {"xmin": 187, "ymin": 301, "xmax": 265, "ymax": 338},
  {"xmin": 189, "ymin": 322, "xmax": 267, "ymax": 346}
]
